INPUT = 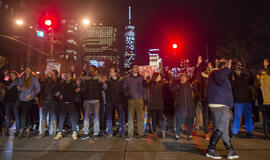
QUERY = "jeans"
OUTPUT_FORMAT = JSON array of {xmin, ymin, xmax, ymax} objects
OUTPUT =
[
  {"xmin": 41, "ymin": 101, "xmax": 57, "ymax": 122},
  {"xmin": 20, "ymin": 101, "xmax": 34, "ymax": 129},
  {"xmin": 202, "ymin": 100, "xmax": 209, "ymax": 134},
  {"xmin": 210, "ymin": 106, "xmax": 231, "ymax": 145},
  {"xmin": 176, "ymin": 117, "xmax": 193, "ymax": 136},
  {"xmin": 100, "ymin": 103, "xmax": 107, "ymax": 134},
  {"xmin": 83, "ymin": 100, "xmax": 100, "ymax": 135},
  {"xmin": 262, "ymin": 105, "xmax": 270, "ymax": 137},
  {"xmin": 107, "ymin": 103, "xmax": 126, "ymax": 135},
  {"xmin": 58, "ymin": 102, "xmax": 77, "ymax": 132},
  {"xmin": 232, "ymin": 103, "xmax": 253, "ymax": 134},
  {"xmin": 149, "ymin": 109, "xmax": 165, "ymax": 132},
  {"xmin": 128, "ymin": 99, "xmax": 144, "ymax": 137},
  {"xmin": 5, "ymin": 102, "xmax": 20, "ymax": 132},
  {"xmin": 0, "ymin": 102, "xmax": 4, "ymax": 130}
]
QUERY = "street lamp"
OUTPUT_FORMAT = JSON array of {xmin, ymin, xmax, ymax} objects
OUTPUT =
[
  {"xmin": 16, "ymin": 19, "xmax": 24, "ymax": 26},
  {"xmin": 82, "ymin": 19, "xmax": 90, "ymax": 25}
]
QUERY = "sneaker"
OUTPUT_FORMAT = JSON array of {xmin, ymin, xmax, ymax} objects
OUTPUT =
[
  {"xmin": 205, "ymin": 134, "xmax": 210, "ymax": 140},
  {"xmin": 138, "ymin": 136, "xmax": 145, "ymax": 140},
  {"xmin": 107, "ymin": 134, "xmax": 113, "ymax": 138},
  {"xmin": 120, "ymin": 133, "xmax": 126, "ymax": 139},
  {"xmin": 188, "ymin": 135, "xmax": 193, "ymax": 141},
  {"xmin": 93, "ymin": 135, "xmax": 99, "ymax": 141},
  {"xmin": 54, "ymin": 132, "xmax": 63, "ymax": 140},
  {"xmin": 247, "ymin": 132, "xmax": 255, "ymax": 139},
  {"xmin": 176, "ymin": 135, "xmax": 180, "ymax": 141},
  {"xmin": 126, "ymin": 136, "xmax": 133, "ymax": 141},
  {"xmin": 206, "ymin": 149, "xmax": 222, "ymax": 159},
  {"xmin": 227, "ymin": 150, "xmax": 239, "ymax": 159},
  {"xmin": 231, "ymin": 134, "xmax": 237, "ymax": 139},
  {"xmin": 72, "ymin": 132, "xmax": 77, "ymax": 140},
  {"xmin": 81, "ymin": 134, "xmax": 89, "ymax": 140}
]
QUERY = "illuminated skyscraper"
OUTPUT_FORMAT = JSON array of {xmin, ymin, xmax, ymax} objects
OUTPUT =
[
  {"xmin": 148, "ymin": 49, "xmax": 162, "ymax": 71},
  {"xmin": 124, "ymin": 6, "xmax": 136, "ymax": 69},
  {"xmin": 61, "ymin": 19, "xmax": 80, "ymax": 61},
  {"xmin": 82, "ymin": 19, "xmax": 119, "ymax": 65}
]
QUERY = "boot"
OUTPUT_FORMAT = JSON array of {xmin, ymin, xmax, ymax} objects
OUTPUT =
[
  {"xmin": 153, "ymin": 132, "xmax": 157, "ymax": 141},
  {"xmin": 224, "ymin": 140, "xmax": 239, "ymax": 159},
  {"xmin": 72, "ymin": 132, "xmax": 77, "ymax": 140},
  {"xmin": 52, "ymin": 121, "xmax": 57, "ymax": 137},
  {"xmin": 17, "ymin": 129, "xmax": 24, "ymax": 138},
  {"xmin": 26, "ymin": 128, "xmax": 31, "ymax": 138},
  {"xmin": 162, "ymin": 131, "xmax": 166, "ymax": 139},
  {"xmin": 206, "ymin": 129, "xmax": 223, "ymax": 159},
  {"xmin": 54, "ymin": 132, "xmax": 62, "ymax": 140},
  {"xmin": 37, "ymin": 121, "xmax": 46, "ymax": 139}
]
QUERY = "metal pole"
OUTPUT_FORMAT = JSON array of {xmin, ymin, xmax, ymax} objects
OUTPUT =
[{"xmin": 50, "ymin": 30, "xmax": 54, "ymax": 58}]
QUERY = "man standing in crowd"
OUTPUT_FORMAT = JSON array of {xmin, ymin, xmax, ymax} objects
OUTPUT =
[
  {"xmin": 81, "ymin": 65, "xmax": 106, "ymax": 140},
  {"xmin": 54, "ymin": 73, "xmax": 80, "ymax": 140},
  {"xmin": 106, "ymin": 66, "xmax": 126, "ymax": 138},
  {"xmin": 206, "ymin": 59, "xmax": 239, "ymax": 159},
  {"xmin": 254, "ymin": 58, "xmax": 270, "ymax": 139},
  {"xmin": 193, "ymin": 56, "xmax": 212, "ymax": 140},
  {"xmin": 231, "ymin": 61, "xmax": 255, "ymax": 138},
  {"xmin": 38, "ymin": 71, "xmax": 59, "ymax": 138},
  {"xmin": 123, "ymin": 64, "xmax": 146, "ymax": 140}
]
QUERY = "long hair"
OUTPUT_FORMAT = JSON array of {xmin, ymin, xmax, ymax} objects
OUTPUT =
[
  {"xmin": 151, "ymin": 72, "xmax": 160, "ymax": 83},
  {"xmin": 22, "ymin": 72, "xmax": 33, "ymax": 89}
]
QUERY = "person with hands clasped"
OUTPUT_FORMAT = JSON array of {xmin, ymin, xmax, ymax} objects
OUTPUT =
[{"xmin": 17, "ymin": 65, "xmax": 41, "ymax": 138}]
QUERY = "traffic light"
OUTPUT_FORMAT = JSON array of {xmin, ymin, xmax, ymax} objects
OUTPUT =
[
  {"xmin": 172, "ymin": 43, "xmax": 178, "ymax": 49},
  {"xmin": 44, "ymin": 19, "xmax": 52, "ymax": 27},
  {"xmin": 37, "ymin": 30, "xmax": 45, "ymax": 38}
]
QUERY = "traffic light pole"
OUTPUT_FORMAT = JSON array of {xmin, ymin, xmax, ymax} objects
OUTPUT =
[{"xmin": 50, "ymin": 30, "xmax": 54, "ymax": 57}]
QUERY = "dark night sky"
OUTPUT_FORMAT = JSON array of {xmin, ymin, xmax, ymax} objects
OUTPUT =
[{"xmin": 26, "ymin": 0, "xmax": 270, "ymax": 65}]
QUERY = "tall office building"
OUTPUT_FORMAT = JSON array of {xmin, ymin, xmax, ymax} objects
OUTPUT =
[
  {"xmin": 148, "ymin": 49, "xmax": 162, "ymax": 71},
  {"xmin": 61, "ymin": 19, "xmax": 80, "ymax": 61},
  {"xmin": 82, "ymin": 19, "xmax": 119, "ymax": 66},
  {"xmin": 124, "ymin": 6, "xmax": 135, "ymax": 70}
]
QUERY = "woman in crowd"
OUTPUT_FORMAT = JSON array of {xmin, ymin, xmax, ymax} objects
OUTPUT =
[
  {"xmin": 170, "ymin": 74, "xmax": 195, "ymax": 141},
  {"xmin": 17, "ymin": 65, "xmax": 41, "ymax": 138},
  {"xmin": 4, "ymin": 71, "xmax": 20, "ymax": 136},
  {"xmin": 144, "ymin": 72, "xmax": 166, "ymax": 139}
]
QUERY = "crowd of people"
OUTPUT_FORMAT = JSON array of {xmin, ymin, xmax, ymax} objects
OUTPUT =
[{"xmin": 0, "ymin": 56, "xmax": 270, "ymax": 160}]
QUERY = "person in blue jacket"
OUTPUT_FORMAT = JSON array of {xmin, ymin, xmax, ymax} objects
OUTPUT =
[
  {"xmin": 206, "ymin": 59, "xmax": 239, "ymax": 159},
  {"xmin": 17, "ymin": 65, "xmax": 40, "ymax": 138}
]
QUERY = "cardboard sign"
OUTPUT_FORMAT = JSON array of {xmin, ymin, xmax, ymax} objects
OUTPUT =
[
  {"xmin": 138, "ymin": 65, "xmax": 157, "ymax": 77},
  {"xmin": 260, "ymin": 75, "xmax": 270, "ymax": 105},
  {"xmin": 45, "ymin": 59, "xmax": 61, "ymax": 74}
]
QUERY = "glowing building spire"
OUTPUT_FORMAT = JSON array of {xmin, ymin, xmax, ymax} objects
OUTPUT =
[{"xmin": 129, "ymin": 6, "xmax": 132, "ymax": 25}]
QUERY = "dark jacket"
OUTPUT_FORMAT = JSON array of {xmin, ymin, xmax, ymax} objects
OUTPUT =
[
  {"xmin": 106, "ymin": 77, "xmax": 124, "ymax": 104},
  {"xmin": 41, "ymin": 77, "xmax": 59, "ymax": 102},
  {"xmin": 144, "ymin": 81, "xmax": 164, "ymax": 110},
  {"xmin": 59, "ymin": 80, "xmax": 77, "ymax": 103},
  {"xmin": 4, "ymin": 80, "xmax": 19, "ymax": 103},
  {"xmin": 169, "ymin": 82, "xmax": 195, "ymax": 118},
  {"xmin": 231, "ymin": 73, "xmax": 252, "ymax": 103},
  {"xmin": 82, "ymin": 75, "xmax": 102, "ymax": 101},
  {"xmin": 163, "ymin": 83, "xmax": 174, "ymax": 115},
  {"xmin": 208, "ymin": 67, "xmax": 233, "ymax": 108},
  {"xmin": 123, "ymin": 74, "xmax": 146, "ymax": 100}
]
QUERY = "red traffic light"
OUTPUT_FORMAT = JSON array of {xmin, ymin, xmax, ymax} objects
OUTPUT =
[
  {"xmin": 45, "ymin": 19, "xmax": 52, "ymax": 26},
  {"xmin": 172, "ymin": 44, "xmax": 178, "ymax": 49}
]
